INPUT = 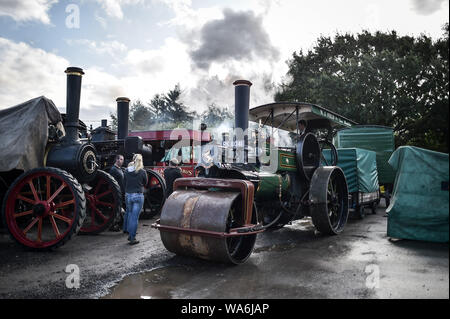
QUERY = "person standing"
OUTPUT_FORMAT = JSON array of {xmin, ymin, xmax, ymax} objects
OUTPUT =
[
  {"xmin": 298, "ymin": 119, "xmax": 308, "ymax": 136},
  {"xmin": 123, "ymin": 154, "xmax": 148, "ymax": 245},
  {"xmin": 164, "ymin": 158, "xmax": 183, "ymax": 197},
  {"xmin": 109, "ymin": 154, "xmax": 125, "ymax": 194},
  {"xmin": 109, "ymin": 154, "xmax": 125, "ymax": 231}
]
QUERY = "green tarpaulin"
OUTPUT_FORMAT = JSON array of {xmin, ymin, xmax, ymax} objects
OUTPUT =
[
  {"xmin": 323, "ymin": 148, "xmax": 379, "ymax": 193},
  {"xmin": 387, "ymin": 146, "xmax": 449, "ymax": 243},
  {"xmin": 334, "ymin": 126, "xmax": 396, "ymax": 185}
]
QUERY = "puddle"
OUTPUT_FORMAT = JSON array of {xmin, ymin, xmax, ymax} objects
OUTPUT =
[
  {"xmin": 103, "ymin": 266, "xmax": 196, "ymax": 299},
  {"xmin": 345, "ymin": 241, "xmax": 379, "ymax": 262}
]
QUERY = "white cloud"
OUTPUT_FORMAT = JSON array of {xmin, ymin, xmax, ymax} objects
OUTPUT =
[
  {"xmin": 66, "ymin": 39, "xmax": 127, "ymax": 60},
  {"xmin": 411, "ymin": 0, "xmax": 448, "ymax": 15},
  {"xmin": 1, "ymin": 0, "xmax": 448, "ymax": 128},
  {"xmin": 0, "ymin": 0, "xmax": 58, "ymax": 24},
  {"xmin": 0, "ymin": 37, "xmax": 68, "ymax": 108},
  {"xmin": 0, "ymin": 37, "xmax": 126, "ymax": 127},
  {"xmin": 95, "ymin": 0, "xmax": 144, "ymax": 19}
]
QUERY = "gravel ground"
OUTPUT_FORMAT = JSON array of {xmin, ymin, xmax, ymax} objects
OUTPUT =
[{"xmin": 0, "ymin": 202, "xmax": 448, "ymax": 299}]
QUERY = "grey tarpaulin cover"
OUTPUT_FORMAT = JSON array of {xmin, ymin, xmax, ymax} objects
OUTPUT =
[{"xmin": 0, "ymin": 96, "xmax": 62, "ymax": 172}]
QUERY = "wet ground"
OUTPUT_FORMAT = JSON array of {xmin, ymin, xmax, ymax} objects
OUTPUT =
[{"xmin": 0, "ymin": 201, "xmax": 448, "ymax": 299}]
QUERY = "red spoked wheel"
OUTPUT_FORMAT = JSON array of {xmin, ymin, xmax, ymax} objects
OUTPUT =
[
  {"xmin": 79, "ymin": 170, "xmax": 121, "ymax": 234},
  {"xmin": 1, "ymin": 167, "xmax": 86, "ymax": 250}
]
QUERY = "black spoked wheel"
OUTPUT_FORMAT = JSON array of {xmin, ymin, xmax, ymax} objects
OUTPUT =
[
  {"xmin": 310, "ymin": 167, "xmax": 349, "ymax": 235},
  {"xmin": 141, "ymin": 169, "xmax": 167, "ymax": 219}
]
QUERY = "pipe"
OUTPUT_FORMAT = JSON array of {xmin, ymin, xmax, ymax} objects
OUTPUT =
[
  {"xmin": 233, "ymin": 80, "xmax": 252, "ymax": 133},
  {"xmin": 62, "ymin": 67, "xmax": 84, "ymax": 145},
  {"xmin": 233, "ymin": 80, "xmax": 252, "ymax": 163},
  {"xmin": 116, "ymin": 97, "xmax": 130, "ymax": 140}
]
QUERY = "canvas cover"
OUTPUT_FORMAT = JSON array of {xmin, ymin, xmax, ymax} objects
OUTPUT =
[
  {"xmin": 334, "ymin": 126, "xmax": 396, "ymax": 185},
  {"xmin": 323, "ymin": 148, "xmax": 379, "ymax": 193},
  {"xmin": 0, "ymin": 96, "xmax": 62, "ymax": 172},
  {"xmin": 387, "ymin": 146, "xmax": 449, "ymax": 243}
]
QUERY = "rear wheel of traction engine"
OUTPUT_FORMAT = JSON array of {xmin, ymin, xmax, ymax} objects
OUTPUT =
[
  {"xmin": 160, "ymin": 190, "xmax": 257, "ymax": 264},
  {"xmin": 1, "ymin": 167, "xmax": 86, "ymax": 250},
  {"xmin": 79, "ymin": 170, "xmax": 121, "ymax": 234},
  {"xmin": 309, "ymin": 166, "xmax": 349, "ymax": 235},
  {"xmin": 140, "ymin": 169, "xmax": 166, "ymax": 219}
]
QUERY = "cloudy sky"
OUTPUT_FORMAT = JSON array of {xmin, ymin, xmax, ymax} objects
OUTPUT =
[{"xmin": 0, "ymin": 0, "xmax": 448, "ymax": 127}]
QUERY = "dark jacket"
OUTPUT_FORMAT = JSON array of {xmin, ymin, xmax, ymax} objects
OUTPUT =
[
  {"xmin": 124, "ymin": 167, "xmax": 148, "ymax": 194},
  {"xmin": 109, "ymin": 165, "xmax": 125, "ymax": 194},
  {"xmin": 164, "ymin": 167, "xmax": 183, "ymax": 196}
]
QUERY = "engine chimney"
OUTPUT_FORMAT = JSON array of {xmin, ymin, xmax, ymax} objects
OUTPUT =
[
  {"xmin": 116, "ymin": 97, "xmax": 130, "ymax": 140},
  {"xmin": 233, "ymin": 80, "xmax": 252, "ymax": 163},
  {"xmin": 62, "ymin": 67, "xmax": 84, "ymax": 145},
  {"xmin": 101, "ymin": 119, "xmax": 107, "ymax": 127},
  {"xmin": 233, "ymin": 80, "xmax": 252, "ymax": 133}
]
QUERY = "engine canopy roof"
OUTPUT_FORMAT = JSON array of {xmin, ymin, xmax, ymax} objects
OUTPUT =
[{"xmin": 249, "ymin": 102, "xmax": 357, "ymax": 132}]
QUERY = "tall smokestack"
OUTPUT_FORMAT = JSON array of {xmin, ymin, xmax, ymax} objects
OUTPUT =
[
  {"xmin": 63, "ymin": 67, "xmax": 84, "ymax": 144},
  {"xmin": 116, "ymin": 97, "xmax": 130, "ymax": 140},
  {"xmin": 233, "ymin": 80, "xmax": 252, "ymax": 163},
  {"xmin": 101, "ymin": 119, "xmax": 107, "ymax": 127},
  {"xmin": 233, "ymin": 80, "xmax": 252, "ymax": 133}
]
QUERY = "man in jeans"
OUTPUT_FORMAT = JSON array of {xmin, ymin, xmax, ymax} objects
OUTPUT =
[{"xmin": 123, "ymin": 154, "xmax": 148, "ymax": 245}]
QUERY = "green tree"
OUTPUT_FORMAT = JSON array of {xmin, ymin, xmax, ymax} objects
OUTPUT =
[
  {"xmin": 110, "ymin": 85, "xmax": 198, "ymax": 131},
  {"xmin": 276, "ymin": 24, "xmax": 449, "ymax": 152},
  {"xmin": 147, "ymin": 84, "xmax": 196, "ymax": 128},
  {"xmin": 200, "ymin": 103, "xmax": 233, "ymax": 128}
]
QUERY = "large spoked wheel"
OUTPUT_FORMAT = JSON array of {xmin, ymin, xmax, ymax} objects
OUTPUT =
[
  {"xmin": 79, "ymin": 170, "xmax": 121, "ymax": 234},
  {"xmin": 141, "ymin": 170, "xmax": 166, "ymax": 219},
  {"xmin": 1, "ymin": 167, "xmax": 86, "ymax": 250},
  {"xmin": 309, "ymin": 166, "xmax": 349, "ymax": 235},
  {"xmin": 319, "ymin": 139, "xmax": 338, "ymax": 166}
]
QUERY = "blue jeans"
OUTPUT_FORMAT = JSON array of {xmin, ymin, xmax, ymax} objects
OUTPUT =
[{"xmin": 124, "ymin": 193, "xmax": 144, "ymax": 240}]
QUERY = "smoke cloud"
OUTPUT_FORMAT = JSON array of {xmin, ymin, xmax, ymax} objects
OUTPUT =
[
  {"xmin": 190, "ymin": 9, "xmax": 279, "ymax": 70},
  {"xmin": 411, "ymin": 0, "xmax": 447, "ymax": 15}
]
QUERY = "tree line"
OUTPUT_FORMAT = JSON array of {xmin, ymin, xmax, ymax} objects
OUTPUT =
[
  {"xmin": 110, "ymin": 84, "xmax": 233, "ymax": 131},
  {"xmin": 110, "ymin": 23, "xmax": 448, "ymax": 153}
]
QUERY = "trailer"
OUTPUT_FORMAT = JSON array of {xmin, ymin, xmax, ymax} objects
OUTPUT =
[
  {"xmin": 323, "ymin": 148, "xmax": 380, "ymax": 219},
  {"xmin": 334, "ymin": 125, "xmax": 396, "ymax": 207}
]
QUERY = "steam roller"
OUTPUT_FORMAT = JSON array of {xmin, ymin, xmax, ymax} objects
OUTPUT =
[
  {"xmin": 153, "ymin": 80, "xmax": 354, "ymax": 264},
  {"xmin": 159, "ymin": 178, "xmax": 259, "ymax": 264}
]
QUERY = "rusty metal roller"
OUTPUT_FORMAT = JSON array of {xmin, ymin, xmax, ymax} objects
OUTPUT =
[{"xmin": 159, "ymin": 189, "xmax": 257, "ymax": 264}]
